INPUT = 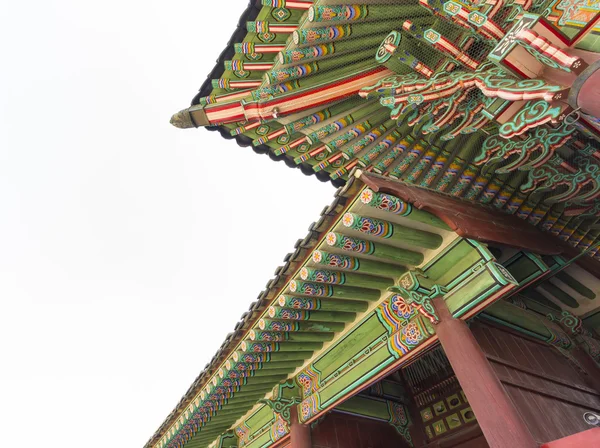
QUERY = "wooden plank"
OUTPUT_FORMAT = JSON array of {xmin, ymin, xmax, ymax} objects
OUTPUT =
[
  {"xmin": 487, "ymin": 355, "xmax": 599, "ymax": 396},
  {"xmin": 506, "ymin": 386, "xmax": 545, "ymax": 443},
  {"xmin": 497, "ymin": 374, "xmax": 600, "ymax": 412}
]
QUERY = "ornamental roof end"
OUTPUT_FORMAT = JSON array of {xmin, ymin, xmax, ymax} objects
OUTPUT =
[{"xmin": 170, "ymin": 105, "xmax": 209, "ymax": 129}]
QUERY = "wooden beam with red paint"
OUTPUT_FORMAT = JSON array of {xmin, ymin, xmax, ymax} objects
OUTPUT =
[
  {"xmin": 261, "ymin": 0, "xmax": 313, "ymax": 10},
  {"xmin": 201, "ymin": 66, "xmax": 391, "ymax": 126}
]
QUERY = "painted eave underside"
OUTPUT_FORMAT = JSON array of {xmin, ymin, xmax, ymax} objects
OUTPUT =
[
  {"xmin": 144, "ymin": 172, "xmax": 451, "ymax": 448},
  {"xmin": 176, "ymin": 0, "xmax": 600, "ymax": 270},
  {"xmin": 144, "ymin": 171, "xmax": 600, "ymax": 448},
  {"xmin": 144, "ymin": 174, "xmax": 358, "ymax": 448},
  {"xmin": 155, "ymin": 0, "xmax": 600, "ymax": 446},
  {"xmin": 191, "ymin": 1, "xmax": 339, "ymax": 185}
]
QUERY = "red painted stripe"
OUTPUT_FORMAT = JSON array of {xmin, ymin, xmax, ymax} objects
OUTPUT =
[
  {"xmin": 206, "ymin": 102, "xmax": 244, "ymax": 113},
  {"xmin": 243, "ymin": 63, "xmax": 274, "ymax": 71},
  {"xmin": 254, "ymin": 45, "xmax": 286, "ymax": 53},
  {"xmin": 205, "ymin": 67, "xmax": 389, "ymax": 125},
  {"xmin": 269, "ymin": 25, "xmax": 298, "ymax": 33},
  {"xmin": 229, "ymin": 81, "xmax": 262, "ymax": 88},
  {"xmin": 260, "ymin": 67, "xmax": 388, "ymax": 109},
  {"xmin": 286, "ymin": 0, "xmax": 312, "ymax": 9}
]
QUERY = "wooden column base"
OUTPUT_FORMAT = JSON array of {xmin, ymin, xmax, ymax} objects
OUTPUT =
[
  {"xmin": 290, "ymin": 406, "xmax": 312, "ymax": 448},
  {"xmin": 432, "ymin": 297, "xmax": 538, "ymax": 448}
]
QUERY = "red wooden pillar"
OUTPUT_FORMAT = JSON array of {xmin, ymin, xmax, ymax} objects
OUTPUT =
[
  {"xmin": 290, "ymin": 406, "xmax": 311, "ymax": 448},
  {"xmin": 432, "ymin": 297, "xmax": 537, "ymax": 448}
]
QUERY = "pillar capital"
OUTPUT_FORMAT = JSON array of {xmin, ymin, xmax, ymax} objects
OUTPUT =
[{"xmin": 259, "ymin": 381, "xmax": 302, "ymax": 426}]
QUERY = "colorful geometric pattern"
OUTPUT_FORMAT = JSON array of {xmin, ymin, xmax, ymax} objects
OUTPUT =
[
  {"xmin": 342, "ymin": 213, "xmax": 394, "ymax": 238},
  {"xmin": 312, "ymin": 250, "xmax": 360, "ymax": 270},
  {"xmin": 326, "ymin": 232, "xmax": 375, "ymax": 255}
]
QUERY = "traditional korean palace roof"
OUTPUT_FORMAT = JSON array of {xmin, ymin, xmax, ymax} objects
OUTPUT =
[
  {"xmin": 170, "ymin": 0, "xmax": 600, "ymax": 271},
  {"xmin": 156, "ymin": 1, "xmax": 600, "ymax": 446},
  {"xmin": 145, "ymin": 171, "xmax": 600, "ymax": 448}
]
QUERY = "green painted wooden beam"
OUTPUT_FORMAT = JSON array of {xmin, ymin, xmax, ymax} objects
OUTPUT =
[
  {"xmin": 268, "ymin": 306, "xmax": 356, "ymax": 323},
  {"xmin": 538, "ymin": 283, "xmax": 579, "ymax": 308},
  {"xmin": 359, "ymin": 188, "xmax": 450, "ymax": 230},
  {"xmin": 342, "ymin": 212, "xmax": 443, "ymax": 249},
  {"xmin": 326, "ymin": 232, "xmax": 424, "ymax": 266},
  {"xmin": 228, "ymin": 359, "xmax": 303, "ymax": 371},
  {"xmin": 241, "ymin": 340, "xmax": 323, "ymax": 353},
  {"xmin": 277, "ymin": 294, "xmax": 369, "ymax": 312},
  {"xmin": 290, "ymin": 279, "xmax": 382, "ymax": 301},
  {"xmin": 233, "ymin": 350, "xmax": 314, "ymax": 362},
  {"xmin": 259, "ymin": 318, "xmax": 346, "ymax": 333},
  {"xmin": 299, "ymin": 267, "xmax": 394, "ymax": 290},
  {"xmin": 215, "ymin": 383, "xmax": 276, "ymax": 393},
  {"xmin": 520, "ymin": 288, "xmax": 562, "ymax": 311},
  {"xmin": 278, "ymin": 35, "xmax": 384, "ymax": 64},
  {"xmin": 308, "ymin": 5, "xmax": 430, "ymax": 24},
  {"xmin": 555, "ymin": 271, "xmax": 596, "ymax": 300},
  {"xmin": 293, "ymin": 22, "xmax": 408, "ymax": 46},
  {"xmin": 228, "ymin": 367, "xmax": 294, "ymax": 378},
  {"xmin": 312, "ymin": 250, "xmax": 406, "ymax": 278},
  {"xmin": 205, "ymin": 392, "xmax": 267, "ymax": 403},
  {"xmin": 266, "ymin": 55, "xmax": 376, "ymax": 85},
  {"xmin": 250, "ymin": 330, "xmax": 335, "ymax": 342}
]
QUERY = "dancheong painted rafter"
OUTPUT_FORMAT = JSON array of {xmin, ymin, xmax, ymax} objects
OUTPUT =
[
  {"xmin": 170, "ymin": 0, "xmax": 600, "ymax": 268},
  {"xmin": 146, "ymin": 168, "xmax": 600, "ymax": 448},
  {"xmin": 150, "ymin": 1, "xmax": 600, "ymax": 448}
]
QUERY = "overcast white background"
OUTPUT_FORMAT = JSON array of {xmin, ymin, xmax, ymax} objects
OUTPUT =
[{"xmin": 0, "ymin": 1, "xmax": 331, "ymax": 446}]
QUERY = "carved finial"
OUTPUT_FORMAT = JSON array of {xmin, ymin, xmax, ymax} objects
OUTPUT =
[
  {"xmin": 170, "ymin": 108, "xmax": 195, "ymax": 129},
  {"xmin": 170, "ymin": 105, "xmax": 210, "ymax": 129}
]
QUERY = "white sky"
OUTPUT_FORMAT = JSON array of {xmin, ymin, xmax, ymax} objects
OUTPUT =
[{"xmin": 0, "ymin": 1, "xmax": 331, "ymax": 446}]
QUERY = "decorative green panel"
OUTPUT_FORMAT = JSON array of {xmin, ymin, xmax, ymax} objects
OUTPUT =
[
  {"xmin": 337, "ymin": 395, "xmax": 390, "ymax": 418},
  {"xmin": 481, "ymin": 300, "xmax": 552, "ymax": 340},
  {"xmin": 243, "ymin": 431, "xmax": 272, "ymax": 448},
  {"xmin": 380, "ymin": 380, "xmax": 405, "ymax": 400},
  {"xmin": 296, "ymin": 291, "xmax": 437, "ymax": 424},
  {"xmin": 236, "ymin": 405, "xmax": 274, "ymax": 447},
  {"xmin": 319, "ymin": 347, "xmax": 393, "ymax": 405},
  {"xmin": 504, "ymin": 252, "xmax": 548, "ymax": 285},
  {"xmin": 424, "ymin": 239, "xmax": 488, "ymax": 287},
  {"xmin": 244, "ymin": 407, "xmax": 271, "ymax": 429},
  {"xmin": 216, "ymin": 432, "xmax": 239, "ymax": 448},
  {"xmin": 313, "ymin": 314, "xmax": 387, "ymax": 379},
  {"xmin": 335, "ymin": 395, "xmax": 413, "ymax": 446},
  {"xmin": 444, "ymin": 261, "xmax": 518, "ymax": 318},
  {"xmin": 233, "ymin": 381, "xmax": 302, "ymax": 448}
]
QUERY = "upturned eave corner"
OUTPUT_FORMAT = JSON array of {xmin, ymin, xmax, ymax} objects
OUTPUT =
[{"xmin": 170, "ymin": 105, "xmax": 209, "ymax": 129}]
